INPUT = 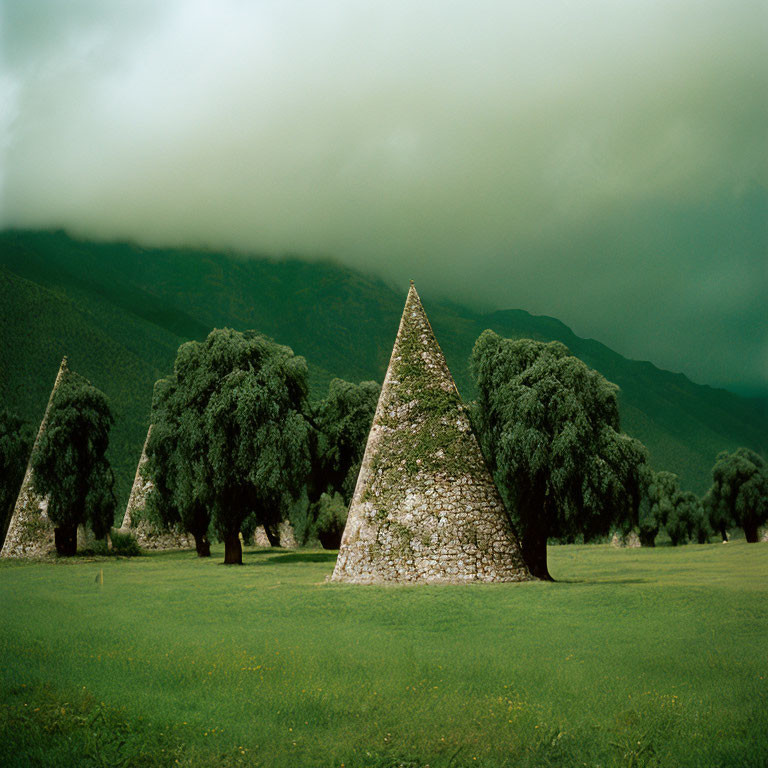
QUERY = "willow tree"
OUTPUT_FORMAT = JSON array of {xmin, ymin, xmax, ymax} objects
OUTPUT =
[
  {"xmin": 312, "ymin": 378, "xmax": 380, "ymax": 503},
  {"xmin": 306, "ymin": 378, "xmax": 379, "ymax": 547},
  {"xmin": 30, "ymin": 377, "xmax": 115, "ymax": 555},
  {"xmin": 707, "ymin": 447, "xmax": 768, "ymax": 542},
  {"xmin": 639, "ymin": 470, "xmax": 680, "ymax": 547},
  {"xmin": 665, "ymin": 489, "xmax": 708, "ymax": 545},
  {"xmin": 145, "ymin": 387, "xmax": 212, "ymax": 557},
  {"xmin": 471, "ymin": 331, "xmax": 647, "ymax": 580},
  {"xmin": 147, "ymin": 329, "xmax": 311, "ymax": 564}
]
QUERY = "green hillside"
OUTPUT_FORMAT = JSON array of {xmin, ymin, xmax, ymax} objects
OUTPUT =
[{"xmin": 1, "ymin": 229, "xmax": 764, "ymax": 512}]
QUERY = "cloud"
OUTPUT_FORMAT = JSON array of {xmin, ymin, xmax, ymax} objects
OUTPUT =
[{"xmin": 1, "ymin": 0, "xmax": 766, "ymax": 393}]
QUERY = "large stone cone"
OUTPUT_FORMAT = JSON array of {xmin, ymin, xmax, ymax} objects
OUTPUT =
[
  {"xmin": 1, "ymin": 358, "xmax": 70, "ymax": 558},
  {"xmin": 120, "ymin": 425, "xmax": 194, "ymax": 550},
  {"xmin": 331, "ymin": 283, "xmax": 530, "ymax": 584}
]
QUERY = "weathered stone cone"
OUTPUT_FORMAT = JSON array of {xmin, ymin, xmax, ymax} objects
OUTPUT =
[
  {"xmin": 252, "ymin": 522, "xmax": 299, "ymax": 548},
  {"xmin": 331, "ymin": 283, "xmax": 530, "ymax": 583},
  {"xmin": 1, "ymin": 357, "xmax": 69, "ymax": 558},
  {"xmin": 120, "ymin": 425, "xmax": 194, "ymax": 550},
  {"xmin": 611, "ymin": 530, "xmax": 641, "ymax": 548}
]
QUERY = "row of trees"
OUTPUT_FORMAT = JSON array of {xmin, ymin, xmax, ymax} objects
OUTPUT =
[
  {"xmin": 0, "ymin": 336, "xmax": 379, "ymax": 559},
  {"xmin": 0, "ymin": 378, "xmax": 117, "ymax": 556},
  {"xmin": 635, "ymin": 452, "xmax": 768, "ymax": 548},
  {"xmin": 142, "ymin": 329, "xmax": 379, "ymax": 563},
  {"xmin": 638, "ymin": 470, "xmax": 709, "ymax": 547},
  {"xmin": 1, "ymin": 327, "xmax": 765, "ymax": 572},
  {"xmin": 469, "ymin": 331, "xmax": 768, "ymax": 579}
]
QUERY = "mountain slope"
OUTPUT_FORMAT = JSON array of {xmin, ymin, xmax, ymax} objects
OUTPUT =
[{"xmin": 1, "ymin": 229, "xmax": 764, "ymax": 509}]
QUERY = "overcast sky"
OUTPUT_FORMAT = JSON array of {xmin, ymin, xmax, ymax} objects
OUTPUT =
[{"xmin": 1, "ymin": 0, "xmax": 766, "ymax": 395}]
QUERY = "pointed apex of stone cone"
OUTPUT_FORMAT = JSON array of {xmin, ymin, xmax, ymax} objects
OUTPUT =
[
  {"xmin": 406, "ymin": 282, "xmax": 426, "ymax": 313},
  {"xmin": 49, "ymin": 357, "xmax": 70, "ymax": 397},
  {"xmin": 331, "ymin": 287, "xmax": 529, "ymax": 583}
]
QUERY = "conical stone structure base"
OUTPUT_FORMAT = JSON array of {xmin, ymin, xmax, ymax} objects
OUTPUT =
[
  {"xmin": 120, "ymin": 425, "xmax": 194, "ymax": 550},
  {"xmin": 1, "ymin": 358, "xmax": 69, "ymax": 558},
  {"xmin": 331, "ymin": 284, "xmax": 530, "ymax": 584},
  {"xmin": 252, "ymin": 522, "xmax": 298, "ymax": 548}
]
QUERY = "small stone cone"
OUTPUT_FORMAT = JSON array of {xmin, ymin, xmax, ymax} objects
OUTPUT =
[
  {"xmin": 120, "ymin": 424, "xmax": 193, "ymax": 550},
  {"xmin": 251, "ymin": 521, "xmax": 298, "ymax": 548},
  {"xmin": 121, "ymin": 425, "xmax": 154, "ymax": 531},
  {"xmin": 1, "ymin": 357, "xmax": 69, "ymax": 558},
  {"xmin": 331, "ymin": 284, "xmax": 529, "ymax": 583}
]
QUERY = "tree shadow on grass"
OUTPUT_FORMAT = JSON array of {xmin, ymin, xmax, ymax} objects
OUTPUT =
[
  {"xmin": 554, "ymin": 578, "xmax": 648, "ymax": 585},
  {"xmin": 221, "ymin": 551, "xmax": 337, "ymax": 567},
  {"xmin": 265, "ymin": 551, "xmax": 338, "ymax": 565},
  {"xmin": 242, "ymin": 547, "xmax": 281, "ymax": 557}
]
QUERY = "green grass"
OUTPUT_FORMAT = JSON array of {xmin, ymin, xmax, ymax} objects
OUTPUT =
[{"xmin": 1, "ymin": 542, "xmax": 766, "ymax": 767}]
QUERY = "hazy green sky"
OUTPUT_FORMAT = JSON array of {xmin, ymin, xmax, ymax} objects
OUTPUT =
[{"xmin": 1, "ymin": 0, "xmax": 766, "ymax": 394}]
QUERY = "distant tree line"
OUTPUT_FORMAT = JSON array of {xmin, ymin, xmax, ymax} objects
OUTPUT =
[
  {"xmin": 469, "ymin": 331, "xmax": 768, "ymax": 577},
  {"xmin": 1, "ymin": 326, "xmax": 766, "ymax": 571}
]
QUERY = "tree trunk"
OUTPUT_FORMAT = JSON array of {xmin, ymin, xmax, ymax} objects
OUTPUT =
[
  {"xmin": 521, "ymin": 523, "xmax": 552, "ymax": 581},
  {"xmin": 193, "ymin": 532, "xmax": 211, "ymax": 557},
  {"xmin": 264, "ymin": 523, "xmax": 281, "ymax": 547},
  {"xmin": 318, "ymin": 530, "xmax": 343, "ymax": 550},
  {"xmin": 54, "ymin": 525, "xmax": 77, "ymax": 556},
  {"xmin": 224, "ymin": 531, "xmax": 242, "ymax": 564},
  {"xmin": 743, "ymin": 522, "xmax": 759, "ymax": 543}
]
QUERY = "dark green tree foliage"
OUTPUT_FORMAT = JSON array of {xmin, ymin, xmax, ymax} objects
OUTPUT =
[
  {"xmin": 708, "ymin": 447, "xmax": 768, "ymax": 543},
  {"xmin": 641, "ymin": 470, "xmax": 710, "ymax": 546},
  {"xmin": 634, "ymin": 467, "xmax": 656, "ymax": 547},
  {"xmin": 702, "ymin": 488, "xmax": 728, "ymax": 541},
  {"xmin": 471, "ymin": 331, "xmax": 647, "ymax": 580},
  {"xmin": 304, "ymin": 378, "xmax": 378, "ymax": 548},
  {"xmin": 145, "ymin": 399, "xmax": 212, "ymax": 557},
  {"xmin": 147, "ymin": 329, "xmax": 311, "ymax": 564},
  {"xmin": 313, "ymin": 378, "xmax": 379, "ymax": 503},
  {"xmin": 0, "ymin": 410, "xmax": 34, "ymax": 548},
  {"xmin": 691, "ymin": 502, "xmax": 712, "ymax": 544},
  {"xmin": 640, "ymin": 470, "xmax": 679, "ymax": 546},
  {"xmin": 30, "ymin": 377, "xmax": 115, "ymax": 555},
  {"xmin": 313, "ymin": 491, "xmax": 348, "ymax": 549},
  {"xmin": 665, "ymin": 490, "xmax": 705, "ymax": 546}
]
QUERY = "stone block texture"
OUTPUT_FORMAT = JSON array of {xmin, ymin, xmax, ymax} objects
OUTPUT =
[
  {"xmin": 611, "ymin": 530, "xmax": 641, "ymax": 548},
  {"xmin": 331, "ymin": 284, "xmax": 529, "ymax": 584},
  {"xmin": 252, "ymin": 521, "xmax": 298, "ymax": 548}
]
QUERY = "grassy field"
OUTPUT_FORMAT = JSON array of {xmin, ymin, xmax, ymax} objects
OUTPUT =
[{"xmin": 1, "ymin": 542, "xmax": 766, "ymax": 768}]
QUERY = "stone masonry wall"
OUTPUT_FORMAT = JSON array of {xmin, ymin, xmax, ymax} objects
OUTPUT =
[
  {"xmin": 252, "ymin": 521, "xmax": 298, "ymax": 548},
  {"xmin": 611, "ymin": 530, "xmax": 641, "ymax": 548},
  {"xmin": 331, "ymin": 284, "xmax": 530, "ymax": 584}
]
